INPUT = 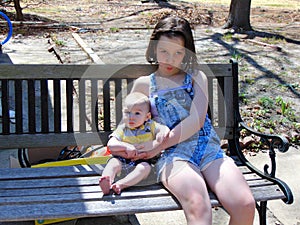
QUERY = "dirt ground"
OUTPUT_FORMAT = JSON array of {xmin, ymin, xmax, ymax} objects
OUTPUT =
[{"xmin": 1, "ymin": 0, "xmax": 300, "ymax": 147}]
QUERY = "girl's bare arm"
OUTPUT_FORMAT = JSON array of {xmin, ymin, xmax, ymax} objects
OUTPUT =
[{"xmin": 164, "ymin": 70, "xmax": 208, "ymax": 147}]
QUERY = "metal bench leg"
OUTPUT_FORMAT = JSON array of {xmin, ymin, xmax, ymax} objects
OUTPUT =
[
  {"xmin": 257, "ymin": 201, "xmax": 267, "ymax": 225},
  {"xmin": 128, "ymin": 214, "xmax": 141, "ymax": 225}
]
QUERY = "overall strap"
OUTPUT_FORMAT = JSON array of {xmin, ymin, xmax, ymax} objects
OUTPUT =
[{"xmin": 150, "ymin": 73, "xmax": 194, "ymax": 97}]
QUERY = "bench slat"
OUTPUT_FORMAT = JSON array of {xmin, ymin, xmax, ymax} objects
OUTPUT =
[
  {"xmin": 0, "ymin": 64, "xmax": 232, "ymax": 79},
  {"xmin": 1, "ymin": 184, "xmax": 169, "ymax": 205},
  {"xmin": 0, "ymin": 172, "xmax": 273, "ymax": 190},
  {"xmin": 0, "ymin": 132, "xmax": 111, "ymax": 149},
  {"xmin": 0, "ymin": 128, "xmax": 231, "ymax": 149},
  {"xmin": 0, "ymin": 195, "xmax": 181, "ymax": 222},
  {"xmin": 0, "ymin": 165, "xmax": 102, "ymax": 180}
]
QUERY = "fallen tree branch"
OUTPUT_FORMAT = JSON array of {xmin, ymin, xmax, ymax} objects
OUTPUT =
[
  {"xmin": 72, "ymin": 33, "xmax": 104, "ymax": 64},
  {"xmin": 244, "ymin": 39, "xmax": 282, "ymax": 51}
]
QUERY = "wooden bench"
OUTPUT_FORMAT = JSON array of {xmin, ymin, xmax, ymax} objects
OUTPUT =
[{"xmin": 0, "ymin": 62, "xmax": 294, "ymax": 225}]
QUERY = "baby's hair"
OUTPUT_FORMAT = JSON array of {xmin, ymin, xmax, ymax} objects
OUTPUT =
[
  {"xmin": 125, "ymin": 92, "xmax": 151, "ymax": 112},
  {"xmin": 146, "ymin": 15, "xmax": 197, "ymax": 70}
]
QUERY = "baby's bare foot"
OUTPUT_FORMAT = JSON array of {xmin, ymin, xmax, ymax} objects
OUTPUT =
[
  {"xmin": 99, "ymin": 176, "xmax": 111, "ymax": 195},
  {"xmin": 111, "ymin": 183, "xmax": 123, "ymax": 195}
]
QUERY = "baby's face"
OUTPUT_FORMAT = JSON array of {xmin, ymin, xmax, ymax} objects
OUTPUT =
[{"xmin": 123, "ymin": 102, "xmax": 150, "ymax": 129}]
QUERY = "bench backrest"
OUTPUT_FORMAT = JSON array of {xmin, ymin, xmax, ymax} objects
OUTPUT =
[{"xmin": 0, "ymin": 62, "xmax": 238, "ymax": 149}]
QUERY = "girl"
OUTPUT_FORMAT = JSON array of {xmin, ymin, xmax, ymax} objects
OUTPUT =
[{"xmin": 130, "ymin": 16, "xmax": 255, "ymax": 225}]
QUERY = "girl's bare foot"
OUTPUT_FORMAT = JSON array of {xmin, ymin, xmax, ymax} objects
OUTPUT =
[{"xmin": 99, "ymin": 176, "xmax": 111, "ymax": 195}]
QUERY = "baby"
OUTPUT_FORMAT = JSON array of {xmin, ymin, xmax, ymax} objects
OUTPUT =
[{"xmin": 99, "ymin": 92, "xmax": 169, "ymax": 194}]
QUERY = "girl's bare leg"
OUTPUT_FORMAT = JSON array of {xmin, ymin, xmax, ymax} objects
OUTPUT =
[
  {"xmin": 112, "ymin": 162, "xmax": 151, "ymax": 194},
  {"xmin": 203, "ymin": 158, "xmax": 255, "ymax": 225},
  {"xmin": 99, "ymin": 158, "xmax": 122, "ymax": 195},
  {"xmin": 161, "ymin": 161, "xmax": 212, "ymax": 225}
]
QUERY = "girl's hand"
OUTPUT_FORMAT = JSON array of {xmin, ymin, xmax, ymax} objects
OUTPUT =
[
  {"xmin": 125, "ymin": 146, "xmax": 138, "ymax": 158},
  {"xmin": 132, "ymin": 140, "xmax": 166, "ymax": 161},
  {"xmin": 156, "ymin": 126, "xmax": 170, "ymax": 144},
  {"xmin": 131, "ymin": 151, "xmax": 152, "ymax": 161},
  {"xmin": 135, "ymin": 125, "xmax": 169, "ymax": 152},
  {"xmin": 134, "ymin": 141, "xmax": 156, "ymax": 152}
]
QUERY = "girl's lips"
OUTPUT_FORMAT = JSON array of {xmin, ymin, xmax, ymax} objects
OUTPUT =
[{"xmin": 166, "ymin": 66, "xmax": 173, "ymax": 71}]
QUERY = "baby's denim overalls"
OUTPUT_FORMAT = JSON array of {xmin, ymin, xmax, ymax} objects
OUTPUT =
[{"xmin": 149, "ymin": 73, "xmax": 225, "ymax": 179}]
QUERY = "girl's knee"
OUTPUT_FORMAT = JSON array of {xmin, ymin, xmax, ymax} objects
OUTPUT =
[
  {"xmin": 166, "ymin": 183, "xmax": 211, "ymax": 216},
  {"xmin": 244, "ymin": 195, "xmax": 256, "ymax": 213},
  {"xmin": 230, "ymin": 193, "xmax": 255, "ymax": 215},
  {"xmin": 178, "ymin": 191, "xmax": 212, "ymax": 223},
  {"xmin": 228, "ymin": 196, "xmax": 255, "ymax": 225}
]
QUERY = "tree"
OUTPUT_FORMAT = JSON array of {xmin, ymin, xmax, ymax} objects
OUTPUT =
[
  {"xmin": 0, "ymin": 0, "xmax": 23, "ymax": 20},
  {"xmin": 13, "ymin": 0, "xmax": 24, "ymax": 21},
  {"xmin": 223, "ymin": 0, "xmax": 252, "ymax": 32}
]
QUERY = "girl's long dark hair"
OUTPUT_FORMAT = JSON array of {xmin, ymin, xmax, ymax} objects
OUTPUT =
[{"xmin": 146, "ymin": 16, "xmax": 198, "ymax": 71}]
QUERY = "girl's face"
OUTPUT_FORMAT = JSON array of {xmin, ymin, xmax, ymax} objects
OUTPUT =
[
  {"xmin": 156, "ymin": 35, "xmax": 186, "ymax": 76},
  {"xmin": 123, "ymin": 102, "xmax": 151, "ymax": 129}
]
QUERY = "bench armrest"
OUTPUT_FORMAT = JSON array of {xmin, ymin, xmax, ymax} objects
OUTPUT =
[
  {"xmin": 239, "ymin": 121, "xmax": 289, "ymax": 178},
  {"xmin": 237, "ymin": 121, "xmax": 294, "ymax": 204},
  {"xmin": 239, "ymin": 121, "xmax": 290, "ymax": 153}
]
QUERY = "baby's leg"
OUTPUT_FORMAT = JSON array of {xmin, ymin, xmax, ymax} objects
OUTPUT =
[
  {"xmin": 99, "ymin": 157, "xmax": 122, "ymax": 195},
  {"xmin": 112, "ymin": 162, "xmax": 151, "ymax": 194}
]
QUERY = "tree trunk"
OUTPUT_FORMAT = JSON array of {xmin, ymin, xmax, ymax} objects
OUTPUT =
[
  {"xmin": 223, "ymin": 0, "xmax": 252, "ymax": 31},
  {"xmin": 13, "ymin": 0, "xmax": 24, "ymax": 21}
]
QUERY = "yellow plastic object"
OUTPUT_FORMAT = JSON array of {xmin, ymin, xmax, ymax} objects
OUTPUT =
[
  {"xmin": 35, "ymin": 218, "xmax": 74, "ymax": 225},
  {"xmin": 31, "ymin": 155, "xmax": 110, "ymax": 168},
  {"xmin": 33, "ymin": 147, "xmax": 111, "ymax": 225}
]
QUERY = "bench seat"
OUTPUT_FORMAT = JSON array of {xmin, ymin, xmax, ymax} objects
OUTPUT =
[{"xmin": 0, "ymin": 163, "xmax": 285, "ymax": 222}]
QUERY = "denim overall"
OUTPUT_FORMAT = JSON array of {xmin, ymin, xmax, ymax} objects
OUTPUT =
[{"xmin": 149, "ymin": 73, "xmax": 225, "ymax": 179}]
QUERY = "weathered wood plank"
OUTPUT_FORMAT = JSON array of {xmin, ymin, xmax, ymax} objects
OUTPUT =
[
  {"xmin": 0, "ymin": 129, "xmax": 231, "ymax": 149},
  {"xmin": 0, "ymin": 195, "xmax": 181, "ymax": 222},
  {"xmin": 0, "ymin": 132, "xmax": 110, "ymax": 149},
  {"xmin": 0, "ymin": 166, "xmax": 100, "ymax": 180},
  {"xmin": 0, "ymin": 164, "xmax": 257, "ymax": 183},
  {"xmin": 0, "ymin": 64, "xmax": 231, "ymax": 79},
  {"xmin": 0, "ymin": 172, "xmax": 273, "ymax": 191},
  {"xmin": 0, "ymin": 176, "xmax": 100, "ymax": 189},
  {"xmin": 0, "ymin": 184, "xmax": 169, "ymax": 205}
]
